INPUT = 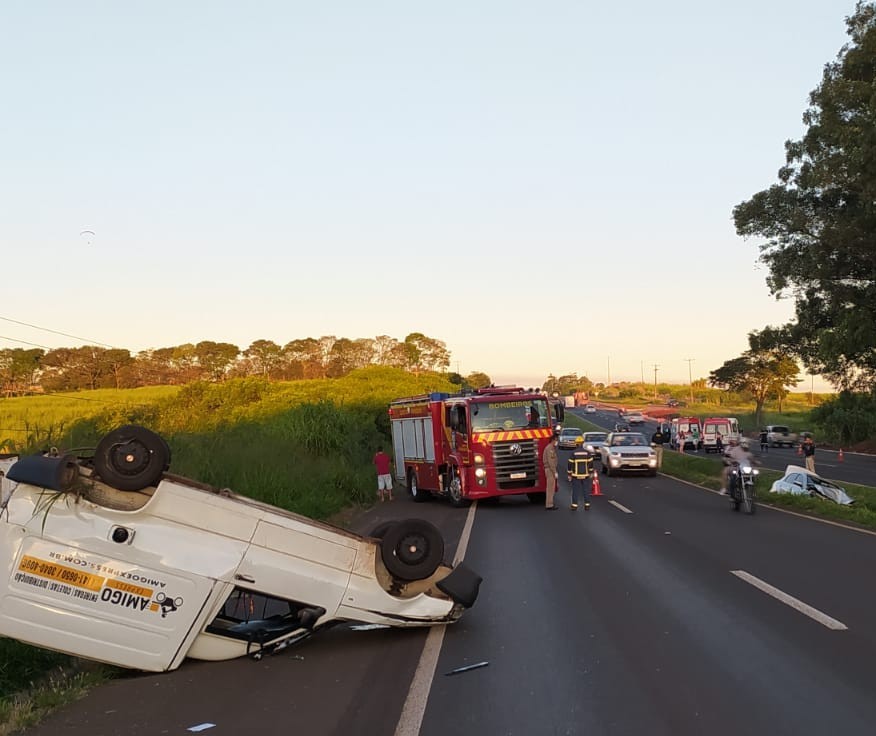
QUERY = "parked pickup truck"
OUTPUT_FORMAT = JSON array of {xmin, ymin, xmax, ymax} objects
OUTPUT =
[
  {"xmin": 766, "ymin": 425, "xmax": 798, "ymax": 448},
  {"xmin": 0, "ymin": 426, "xmax": 481, "ymax": 672}
]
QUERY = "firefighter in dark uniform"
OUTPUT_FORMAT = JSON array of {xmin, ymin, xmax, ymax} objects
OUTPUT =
[{"xmin": 567, "ymin": 448, "xmax": 594, "ymax": 510}]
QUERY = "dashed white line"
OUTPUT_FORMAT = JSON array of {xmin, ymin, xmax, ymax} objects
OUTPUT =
[
  {"xmin": 608, "ymin": 500, "xmax": 633, "ymax": 514},
  {"xmin": 730, "ymin": 570, "xmax": 848, "ymax": 631},
  {"xmin": 394, "ymin": 501, "xmax": 478, "ymax": 736}
]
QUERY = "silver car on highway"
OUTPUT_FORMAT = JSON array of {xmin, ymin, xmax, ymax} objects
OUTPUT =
[{"xmin": 581, "ymin": 432, "xmax": 608, "ymax": 459}]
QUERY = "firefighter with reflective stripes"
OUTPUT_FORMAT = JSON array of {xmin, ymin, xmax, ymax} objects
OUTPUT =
[{"xmin": 567, "ymin": 450, "xmax": 594, "ymax": 510}]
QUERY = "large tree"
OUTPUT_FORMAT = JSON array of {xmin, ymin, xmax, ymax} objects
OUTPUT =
[
  {"xmin": 708, "ymin": 344, "xmax": 800, "ymax": 427},
  {"xmin": 0, "ymin": 348, "xmax": 44, "ymax": 396},
  {"xmin": 733, "ymin": 2, "xmax": 876, "ymax": 390}
]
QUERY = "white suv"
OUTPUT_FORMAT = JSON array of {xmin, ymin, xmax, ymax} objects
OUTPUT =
[{"xmin": 598, "ymin": 432, "xmax": 658, "ymax": 476}]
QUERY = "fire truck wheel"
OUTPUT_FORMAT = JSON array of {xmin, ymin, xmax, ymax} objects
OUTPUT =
[
  {"xmin": 448, "ymin": 474, "xmax": 470, "ymax": 508},
  {"xmin": 368, "ymin": 521, "xmax": 396, "ymax": 539},
  {"xmin": 408, "ymin": 469, "xmax": 428, "ymax": 503},
  {"xmin": 380, "ymin": 519, "xmax": 444, "ymax": 582},
  {"xmin": 94, "ymin": 425, "xmax": 171, "ymax": 492},
  {"xmin": 527, "ymin": 492, "xmax": 546, "ymax": 504}
]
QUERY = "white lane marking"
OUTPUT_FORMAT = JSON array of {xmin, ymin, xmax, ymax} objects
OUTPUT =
[
  {"xmin": 394, "ymin": 501, "xmax": 478, "ymax": 736},
  {"xmin": 608, "ymin": 500, "xmax": 633, "ymax": 514},
  {"xmin": 730, "ymin": 570, "xmax": 848, "ymax": 631}
]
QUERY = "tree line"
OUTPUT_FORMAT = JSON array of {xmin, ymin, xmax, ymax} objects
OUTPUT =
[
  {"xmin": 710, "ymin": 3, "xmax": 876, "ymax": 440},
  {"xmin": 0, "ymin": 332, "xmax": 453, "ymax": 395}
]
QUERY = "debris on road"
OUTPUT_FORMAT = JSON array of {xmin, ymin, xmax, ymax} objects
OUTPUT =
[
  {"xmin": 444, "ymin": 661, "xmax": 489, "ymax": 676},
  {"xmin": 187, "ymin": 724, "xmax": 216, "ymax": 733}
]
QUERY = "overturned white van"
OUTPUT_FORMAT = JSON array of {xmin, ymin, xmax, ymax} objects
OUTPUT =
[{"xmin": 0, "ymin": 426, "xmax": 480, "ymax": 672}]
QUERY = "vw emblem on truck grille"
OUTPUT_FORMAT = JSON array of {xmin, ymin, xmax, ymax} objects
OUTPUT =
[{"xmin": 509, "ymin": 443, "xmax": 522, "ymax": 455}]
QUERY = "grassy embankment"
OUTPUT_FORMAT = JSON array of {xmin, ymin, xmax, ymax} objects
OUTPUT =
[
  {"xmin": 0, "ymin": 367, "xmax": 455, "ymax": 732},
  {"xmin": 564, "ymin": 414, "xmax": 876, "ymax": 530}
]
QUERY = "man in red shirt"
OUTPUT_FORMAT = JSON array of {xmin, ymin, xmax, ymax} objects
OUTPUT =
[{"xmin": 373, "ymin": 447, "xmax": 394, "ymax": 502}]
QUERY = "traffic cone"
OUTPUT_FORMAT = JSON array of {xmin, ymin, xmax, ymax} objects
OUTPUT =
[
  {"xmin": 591, "ymin": 470, "xmax": 603, "ymax": 496},
  {"xmin": 838, "ymin": 448, "xmax": 844, "ymax": 463}
]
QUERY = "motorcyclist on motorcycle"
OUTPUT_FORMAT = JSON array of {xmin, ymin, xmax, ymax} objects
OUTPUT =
[{"xmin": 720, "ymin": 438, "xmax": 756, "ymax": 495}]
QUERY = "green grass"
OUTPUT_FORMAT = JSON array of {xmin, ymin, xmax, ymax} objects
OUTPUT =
[{"xmin": 0, "ymin": 641, "xmax": 116, "ymax": 736}]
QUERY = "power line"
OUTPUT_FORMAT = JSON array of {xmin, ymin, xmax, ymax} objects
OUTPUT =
[
  {"xmin": 0, "ymin": 316, "xmax": 116, "ymax": 349},
  {"xmin": 0, "ymin": 334, "xmax": 53, "ymax": 350}
]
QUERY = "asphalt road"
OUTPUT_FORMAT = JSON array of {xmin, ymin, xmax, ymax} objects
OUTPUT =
[
  {"xmin": 25, "ymin": 469, "xmax": 876, "ymax": 735},
  {"xmin": 574, "ymin": 406, "xmax": 876, "ymax": 487}
]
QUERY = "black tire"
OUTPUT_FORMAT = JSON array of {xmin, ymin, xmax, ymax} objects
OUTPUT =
[
  {"xmin": 408, "ymin": 469, "xmax": 427, "ymax": 503},
  {"xmin": 368, "ymin": 521, "xmax": 396, "ymax": 539},
  {"xmin": 648, "ymin": 469, "xmax": 657, "ymax": 477},
  {"xmin": 380, "ymin": 519, "xmax": 445, "ymax": 581},
  {"xmin": 93, "ymin": 425, "xmax": 170, "ymax": 492},
  {"xmin": 743, "ymin": 483, "xmax": 755, "ymax": 514},
  {"xmin": 448, "ymin": 473, "xmax": 470, "ymax": 508},
  {"xmin": 527, "ymin": 492, "xmax": 546, "ymax": 504}
]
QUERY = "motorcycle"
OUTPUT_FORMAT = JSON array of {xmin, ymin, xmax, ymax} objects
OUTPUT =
[{"xmin": 728, "ymin": 461, "xmax": 758, "ymax": 514}]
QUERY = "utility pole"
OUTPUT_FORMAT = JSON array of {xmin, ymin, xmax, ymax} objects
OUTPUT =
[
  {"xmin": 640, "ymin": 360, "xmax": 644, "ymax": 386},
  {"xmin": 652, "ymin": 364, "xmax": 660, "ymax": 400},
  {"xmin": 684, "ymin": 358, "xmax": 695, "ymax": 404},
  {"xmin": 607, "ymin": 357, "xmax": 611, "ymax": 386}
]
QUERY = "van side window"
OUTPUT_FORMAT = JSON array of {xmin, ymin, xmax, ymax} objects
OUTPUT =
[{"xmin": 206, "ymin": 588, "xmax": 324, "ymax": 647}]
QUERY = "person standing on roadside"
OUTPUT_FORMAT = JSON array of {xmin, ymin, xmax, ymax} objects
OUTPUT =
[
  {"xmin": 802, "ymin": 436, "xmax": 816, "ymax": 473},
  {"xmin": 373, "ymin": 447, "xmax": 394, "ymax": 502},
  {"xmin": 543, "ymin": 433, "xmax": 560, "ymax": 510},
  {"xmin": 715, "ymin": 433, "xmax": 724, "ymax": 455},
  {"xmin": 651, "ymin": 426, "xmax": 667, "ymax": 469},
  {"xmin": 677, "ymin": 430, "xmax": 686, "ymax": 454},
  {"xmin": 759, "ymin": 429, "xmax": 769, "ymax": 453}
]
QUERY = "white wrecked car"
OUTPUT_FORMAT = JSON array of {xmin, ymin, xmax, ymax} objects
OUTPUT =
[
  {"xmin": 0, "ymin": 426, "xmax": 480, "ymax": 672},
  {"xmin": 769, "ymin": 464, "xmax": 856, "ymax": 506}
]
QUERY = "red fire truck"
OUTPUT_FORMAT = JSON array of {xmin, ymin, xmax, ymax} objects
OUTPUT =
[{"xmin": 389, "ymin": 386, "xmax": 561, "ymax": 506}]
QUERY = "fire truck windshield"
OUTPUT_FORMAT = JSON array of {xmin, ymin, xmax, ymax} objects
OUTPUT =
[{"xmin": 470, "ymin": 398, "xmax": 550, "ymax": 431}]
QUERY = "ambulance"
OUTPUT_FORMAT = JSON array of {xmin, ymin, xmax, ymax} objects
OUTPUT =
[{"xmin": 701, "ymin": 417, "xmax": 741, "ymax": 453}]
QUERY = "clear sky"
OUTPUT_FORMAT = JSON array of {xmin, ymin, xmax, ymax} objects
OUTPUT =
[{"xmin": 1, "ymin": 1, "xmax": 855, "ymax": 391}]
